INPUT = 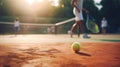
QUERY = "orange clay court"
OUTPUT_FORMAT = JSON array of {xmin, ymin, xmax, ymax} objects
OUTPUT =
[{"xmin": 0, "ymin": 34, "xmax": 120, "ymax": 67}]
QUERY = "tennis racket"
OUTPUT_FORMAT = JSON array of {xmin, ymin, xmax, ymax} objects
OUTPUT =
[{"xmin": 86, "ymin": 14, "xmax": 100, "ymax": 33}]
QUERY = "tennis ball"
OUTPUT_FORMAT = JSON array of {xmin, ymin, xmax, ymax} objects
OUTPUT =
[{"xmin": 71, "ymin": 42, "xmax": 81, "ymax": 52}]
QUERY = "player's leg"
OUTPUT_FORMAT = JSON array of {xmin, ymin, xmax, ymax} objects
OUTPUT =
[
  {"xmin": 14, "ymin": 27, "xmax": 16, "ymax": 34},
  {"xmin": 78, "ymin": 21, "xmax": 84, "ymax": 33},
  {"xmin": 77, "ymin": 20, "xmax": 84, "ymax": 38},
  {"xmin": 15, "ymin": 27, "xmax": 20, "ymax": 35},
  {"xmin": 14, "ymin": 27, "xmax": 17, "ymax": 35},
  {"xmin": 103, "ymin": 27, "xmax": 106, "ymax": 34},
  {"xmin": 102, "ymin": 27, "xmax": 105, "ymax": 34},
  {"xmin": 82, "ymin": 20, "xmax": 91, "ymax": 38},
  {"xmin": 70, "ymin": 22, "xmax": 78, "ymax": 37},
  {"xmin": 77, "ymin": 24, "xmax": 80, "ymax": 38},
  {"xmin": 104, "ymin": 27, "xmax": 107, "ymax": 34},
  {"xmin": 70, "ymin": 20, "xmax": 84, "ymax": 38}
]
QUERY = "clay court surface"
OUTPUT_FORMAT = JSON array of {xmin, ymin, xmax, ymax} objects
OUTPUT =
[{"xmin": 0, "ymin": 34, "xmax": 120, "ymax": 67}]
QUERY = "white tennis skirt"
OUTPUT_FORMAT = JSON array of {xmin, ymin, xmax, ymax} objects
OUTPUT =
[{"xmin": 73, "ymin": 8, "xmax": 83, "ymax": 21}]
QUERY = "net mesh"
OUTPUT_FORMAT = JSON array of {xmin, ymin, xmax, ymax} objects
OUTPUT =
[{"xmin": 0, "ymin": 18, "xmax": 75, "ymax": 34}]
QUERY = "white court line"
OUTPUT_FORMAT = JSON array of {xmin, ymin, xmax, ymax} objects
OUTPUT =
[{"xmin": 0, "ymin": 34, "xmax": 120, "ymax": 44}]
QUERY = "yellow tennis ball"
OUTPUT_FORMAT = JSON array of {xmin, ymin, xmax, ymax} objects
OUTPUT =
[{"xmin": 71, "ymin": 42, "xmax": 81, "ymax": 52}]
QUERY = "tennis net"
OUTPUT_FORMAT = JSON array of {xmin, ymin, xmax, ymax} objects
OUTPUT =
[{"xmin": 0, "ymin": 18, "xmax": 75, "ymax": 34}]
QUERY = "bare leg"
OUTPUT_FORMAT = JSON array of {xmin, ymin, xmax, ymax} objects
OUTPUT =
[
  {"xmin": 70, "ymin": 20, "xmax": 84, "ymax": 38},
  {"xmin": 70, "ymin": 23, "xmax": 78, "ymax": 37},
  {"xmin": 78, "ymin": 21, "xmax": 90, "ymax": 38},
  {"xmin": 104, "ymin": 29, "xmax": 106, "ymax": 34},
  {"xmin": 78, "ymin": 21, "xmax": 84, "ymax": 34},
  {"xmin": 102, "ymin": 28, "xmax": 106, "ymax": 34},
  {"xmin": 77, "ymin": 21, "xmax": 84, "ymax": 37}
]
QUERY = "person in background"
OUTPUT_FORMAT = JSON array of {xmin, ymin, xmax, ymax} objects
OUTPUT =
[
  {"xmin": 101, "ymin": 17, "xmax": 108, "ymax": 34},
  {"xmin": 14, "ymin": 18, "xmax": 20, "ymax": 35}
]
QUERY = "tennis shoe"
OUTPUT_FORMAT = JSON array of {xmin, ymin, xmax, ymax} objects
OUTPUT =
[{"xmin": 83, "ymin": 34, "xmax": 91, "ymax": 38}]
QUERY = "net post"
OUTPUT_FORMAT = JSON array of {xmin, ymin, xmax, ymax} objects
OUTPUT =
[{"xmin": 54, "ymin": 25, "xmax": 57, "ymax": 34}]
